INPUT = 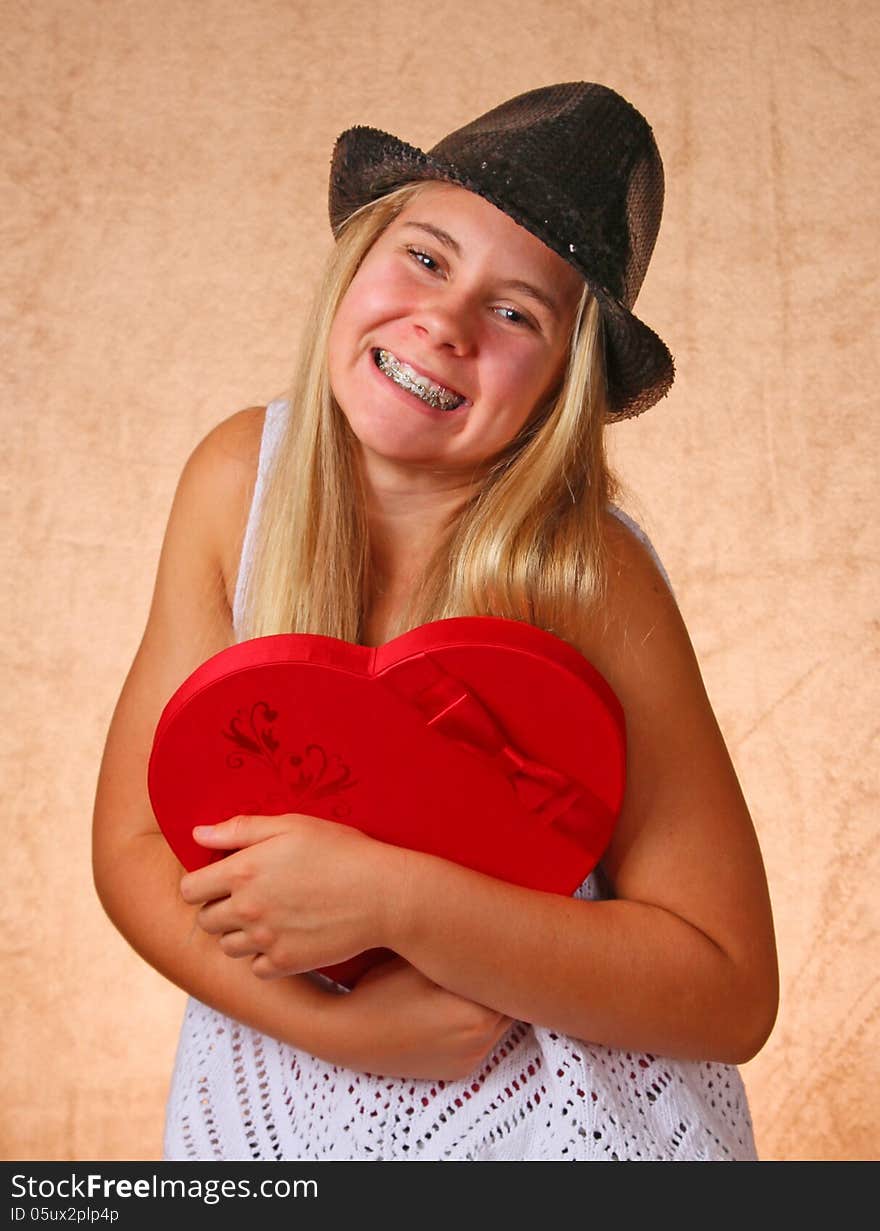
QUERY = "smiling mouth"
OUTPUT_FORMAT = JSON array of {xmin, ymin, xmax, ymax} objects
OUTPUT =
[{"xmin": 373, "ymin": 349, "xmax": 466, "ymax": 412}]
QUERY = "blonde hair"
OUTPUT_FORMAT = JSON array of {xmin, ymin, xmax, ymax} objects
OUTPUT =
[{"xmin": 238, "ymin": 182, "xmax": 621, "ymax": 652}]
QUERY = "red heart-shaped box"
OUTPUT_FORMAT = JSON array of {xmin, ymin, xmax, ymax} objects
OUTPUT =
[{"xmin": 147, "ymin": 616, "xmax": 625, "ymax": 989}]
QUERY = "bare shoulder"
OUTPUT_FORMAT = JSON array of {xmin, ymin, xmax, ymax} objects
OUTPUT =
[
  {"xmin": 191, "ymin": 404, "xmax": 266, "ymax": 499},
  {"xmin": 590, "ymin": 506, "xmax": 769, "ymax": 911},
  {"xmin": 594, "ymin": 505, "xmax": 715, "ymax": 760},
  {"xmin": 602, "ymin": 505, "xmax": 672, "ymax": 599},
  {"xmin": 132, "ymin": 403, "xmax": 270, "ymax": 663},
  {"xmin": 202, "ymin": 404, "xmax": 267, "ymax": 469},
  {"xmin": 92, "ymin": 405, "xmax": 270, "ymax": 851},
  {"xmin": 582, "ymin": 507, "xmax": 689, "ymax": 696},
  {"xmin": 188, "ymin": 406, "xmax": 267, "ymax": 609}
]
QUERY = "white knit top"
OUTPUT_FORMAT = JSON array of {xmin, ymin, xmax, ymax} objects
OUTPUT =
[{"xmin": 162, "ymin": 398, "xmax": 758, "ymax": 1162}]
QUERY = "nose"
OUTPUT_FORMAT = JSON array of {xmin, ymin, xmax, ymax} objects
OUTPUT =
[{"xmin": 410, "ymin": 286, "xmax": 478, "ymax": 355}]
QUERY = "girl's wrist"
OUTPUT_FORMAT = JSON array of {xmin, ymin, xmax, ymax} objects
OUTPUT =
[
  {"xmin": 299, "ymin": 974, "xmax": 381, "ymax": 1071},
  {"xmin": 284, "ymin": 973, "xmax": 350, "ymax": 1059},
  {"xmin": 374, "ymin": 842, "xmax": 427, "ymax": 954}
]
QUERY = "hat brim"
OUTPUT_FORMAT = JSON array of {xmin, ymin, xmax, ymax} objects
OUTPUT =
[{"xmin": 329, "ymin": 126, "xmax": 674, "ymax": 419}]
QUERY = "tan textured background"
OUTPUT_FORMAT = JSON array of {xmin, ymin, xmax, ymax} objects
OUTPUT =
[{"xmin": 2, "ymin": 0, "xmax": 877, "ymax": 1161}]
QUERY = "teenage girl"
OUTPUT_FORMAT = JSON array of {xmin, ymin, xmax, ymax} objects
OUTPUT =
[{"xmin": 92, "ymin": 83, "xmax": 778, "ymax": 1161}]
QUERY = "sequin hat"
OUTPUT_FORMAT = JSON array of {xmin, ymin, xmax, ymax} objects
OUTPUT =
[{"xmin": 329, "ymin": 82, "xmax": 674, "ymax": 419}]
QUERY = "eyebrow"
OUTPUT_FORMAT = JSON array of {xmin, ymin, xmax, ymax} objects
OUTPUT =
[{"xmin": 401, "ymin": 220, "xmax": 562, "ymax": 319}]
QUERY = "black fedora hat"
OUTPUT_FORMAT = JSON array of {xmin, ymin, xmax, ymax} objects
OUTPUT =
[{"xmin": 328, "ymin": 82, "xmax": 674, "ymax": 420}]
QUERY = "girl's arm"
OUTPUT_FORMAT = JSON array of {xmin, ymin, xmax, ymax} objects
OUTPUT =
[
  {"xmin": 385, "ymin": 514, "xmax": 780, "ymax": 1063},
  {"xmin": 189, "ymin": 511, "xmax": 778, "ymax": 1065},
  {"xmin": 92, "ymin": 409, "xmax": 511, "ymax": 1080}
]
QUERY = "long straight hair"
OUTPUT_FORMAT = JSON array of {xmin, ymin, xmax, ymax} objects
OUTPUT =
[{"xmin": 238, "ymin": 182, "xmax": 621, "ymax": 653}]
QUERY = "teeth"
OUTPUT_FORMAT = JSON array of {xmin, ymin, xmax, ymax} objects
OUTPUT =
[{"xmin": 375, "ymin": 349, "xmax": 464, "ymax": 411}]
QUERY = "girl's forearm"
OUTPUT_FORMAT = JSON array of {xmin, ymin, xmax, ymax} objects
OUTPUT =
[
  {"xmin": 94, "ymin": 831, "xmax": 512, "ymax": 1081},
  {"xmin": 387, "ymin": 849, "xmax": 776, "ymax": 1065},
  {"xmin": 94, "ymin": 831, "xmax": 343, "ymax": 1055}
]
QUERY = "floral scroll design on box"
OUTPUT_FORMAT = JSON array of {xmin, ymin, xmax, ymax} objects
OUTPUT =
[{"xmin": 222, "ymin": 701, "xmax": 357, "ymax": 818}]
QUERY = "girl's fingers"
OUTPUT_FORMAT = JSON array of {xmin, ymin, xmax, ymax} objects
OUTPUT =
[
  {"xmin": 195, "ymin": 899, "xmax": 235, "ymax": 934},
  {"xmin": 217, "ymin": 930, "xmax": 260, "ymax": 958},
  {"xmin": 192, "ymin": 815, "xmax": 293, "ymax": 849},
  {"xmin": 180, "ymin": 863, "xmax": 233, "ymax": 905},
  {"xmin": 250, "ymin": 953, "xmax": 286, "ymax": 981}
]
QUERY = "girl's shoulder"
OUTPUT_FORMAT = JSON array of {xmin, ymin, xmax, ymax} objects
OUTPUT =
[
  {"xmin": 204, "ymin": 404, "xmax": 267, "ymax": 475},
  {"xmin": 602, "ymin": 506, "xmax": 676, "ymax": 605},
  {"xmin": 183, "ymin": 405, "xmax": 268, "ymax": 612},
  {"xmin": 580, "ymin": 506, "xmax": 687, "ymax": 702},
  {"xmin": 605, "ymin": 504, "xmax": 674, "ymax": 594}
]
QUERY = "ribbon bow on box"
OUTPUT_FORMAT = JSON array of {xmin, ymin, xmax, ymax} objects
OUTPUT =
[{"xmin": 148, "ymin": 616, "xmax": 626, "ymax": 988}]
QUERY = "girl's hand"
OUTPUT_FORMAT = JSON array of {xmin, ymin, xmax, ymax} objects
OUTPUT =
[
  {"xmin": 179, "ymin": 813, "xmax": 405, "ymax": 979},
  {"xmin": 323, "ymin": 957, "xmax": 515, "ymax": 1081}
]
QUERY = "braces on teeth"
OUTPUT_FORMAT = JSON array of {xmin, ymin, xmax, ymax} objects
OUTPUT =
[{"xmin": 375, "ymin": 349, "xmax": 464, "ymax": 411}]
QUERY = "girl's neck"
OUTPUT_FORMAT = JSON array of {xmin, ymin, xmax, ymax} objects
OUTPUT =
[
  {"xmin": 361, "ymin": 488, "xmax": 462, "ymax": 647},
  {"xmin": 361, "ymin": 462, "xmax": 475, "ymax": 595},
  {"xmin": 367, "ymin": 500, "xmax": 455, "ymax": 597}
]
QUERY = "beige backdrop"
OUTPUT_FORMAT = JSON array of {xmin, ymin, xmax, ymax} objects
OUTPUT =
[{"xmin": 3, "ymin": 0, "xmax": 877, "ymax": 1162}]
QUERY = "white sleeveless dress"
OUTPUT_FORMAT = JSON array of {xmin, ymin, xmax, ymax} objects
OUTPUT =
[{"xmin": 162, "ymin": 398, "xmax": 758, "ymax": 1162}]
